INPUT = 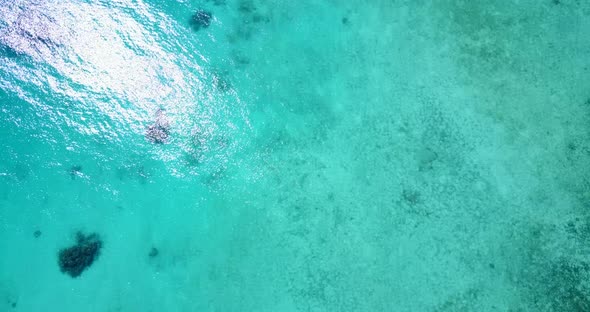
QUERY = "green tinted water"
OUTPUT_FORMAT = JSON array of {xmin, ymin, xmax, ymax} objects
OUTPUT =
[{"xmin": 1, "ymin": 0, "xmax": 590, "ymax": 311}]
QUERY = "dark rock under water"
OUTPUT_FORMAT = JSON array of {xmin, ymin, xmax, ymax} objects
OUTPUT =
[
  {"xmin": 57, "ymin": 232, "xmax": 103, "ymax": 278},
  {"xmin": 190, "ymin": 10, "xmax": 213, "ymax": 31}
]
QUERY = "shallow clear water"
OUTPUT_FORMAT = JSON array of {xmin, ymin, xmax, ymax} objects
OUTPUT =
[{"xmin": 1, "ymin": 0, "xmax": 590, "ymax": 311}]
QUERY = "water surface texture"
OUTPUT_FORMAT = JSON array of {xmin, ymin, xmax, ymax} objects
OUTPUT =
[{"xmin": 1, "ymin": 0, "xmax": 590, "ymax": 311}]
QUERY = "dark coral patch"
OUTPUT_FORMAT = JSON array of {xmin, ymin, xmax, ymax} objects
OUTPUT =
[
  {"xmin": 190, "ymin": 10, "xmax": 213, "ymax": 31},
  {"xmin": 58, "ymin": 232, "xmax": 103, "ymax": 278}
]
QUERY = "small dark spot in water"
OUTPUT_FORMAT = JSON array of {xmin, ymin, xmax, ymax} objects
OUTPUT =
[
  {"xmin": 231, "ymin": 50, "xmax": 250, "ymax": 66},
  {"xmin": 34, "ymin": 230, "xmax": 41, "ymax": 238},
  {"xmin": 251, "ymin": 13, "xmax": 269, "ymax": 24},
  {"xmin": 216, "ymin": 78, "xmax": 231, "ymax": 92},
  {"xmin": 567, "ymin": 142, "xmax": 577, "ymax": 152},
  {"xmin": 11, "ymin": 302, "xmax": 16, "ymax": 308},
  {"xmin": 186, "ymin": 154, "xmax": 201, "ymax": 167},
  {"xmin": 58, "ymin": 231, "xmax": 103, "ymax": 278},
  {"xmin": 149, "ymin": 247, "xmax": 159, "ymax": 258},
  {"xmin": 235, "ymin": 25, "xmax": 253, "ymax": 40},
  {"xmin": 145, "ymin": 109, "xmax": 170, "ymax": 144},
  {"xmin": 190, "ymin": 10, "xmax": 213, "ymax": 31},
  {"xmin": 489, "ymin": 263, "xmax": 495, "ymax": 269},
  {"xmin": 342, "ymin": 17, "xmax": 349, "ymax": 25},
  {"xmin": 13, "ymin": 163, "xmax": 30, "ymax": 181},
  {"xmin": 145, "ymin": 125, "xmax": 169, "ymax": 144},
  {"xmin": 206, "ymin": 0, "xmax": 226, "ymax": 5},
  {"xmin": 402, "ymin": 189, "xmax": 421, "ymax": 206},
  {"xmin": 238, "ymin": 0, "xmax": 256, "ymax": 13},
  {"xmin": 552, "ymin": 0, "xmax": 560, "ymax": 5},
  {"xmin": 202, "ymin": 166, "xmax": 226, "ymax": 185},
  {"xmin": 69, "ymin": 165, "xmax": 82, "ymax": 179},
  {"xmin": 213, "ymin": 72, "xmax": 232, "ymax": 92}
]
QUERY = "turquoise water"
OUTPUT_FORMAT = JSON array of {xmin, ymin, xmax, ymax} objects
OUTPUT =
[{"xmin": 1, "ymin": 0, "xmax": 590, "ymax": 310}]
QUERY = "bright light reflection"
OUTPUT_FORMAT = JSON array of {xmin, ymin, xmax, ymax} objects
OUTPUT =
[{"xmin": 0, "ymin": 0, "xmax": 248, "ymax": 175}]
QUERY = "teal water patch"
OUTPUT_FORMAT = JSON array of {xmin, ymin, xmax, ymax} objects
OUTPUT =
[{"xmin": 1, "ymin": 0, "xmax": 590, "ymax": 311}]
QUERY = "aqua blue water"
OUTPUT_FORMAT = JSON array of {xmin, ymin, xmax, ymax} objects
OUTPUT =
[{"xmin": 1, "ymin": 0, "xmax": 590, "ymax": 311}]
